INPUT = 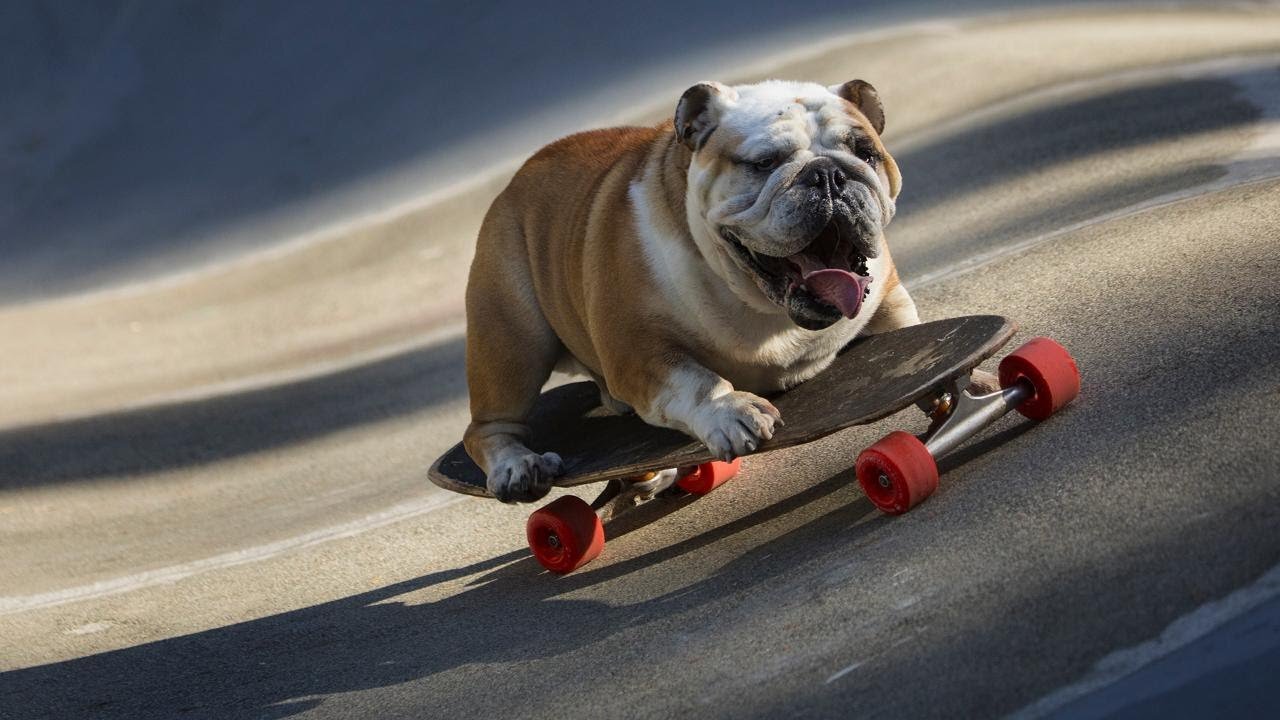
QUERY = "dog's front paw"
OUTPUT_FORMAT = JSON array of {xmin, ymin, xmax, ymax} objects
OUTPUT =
[
  {"xmin": 692, "ymin": 391, "xmax": 782, "ymax": 461},
  {"xmin": 486, "ymin": 451, "xmax": 564, "ymax": 503}
]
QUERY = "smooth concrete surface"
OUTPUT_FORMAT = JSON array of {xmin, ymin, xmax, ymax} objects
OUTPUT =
[{"xmin": 2, "ymin": 4, "xmax": 1280, "ymax": 719}]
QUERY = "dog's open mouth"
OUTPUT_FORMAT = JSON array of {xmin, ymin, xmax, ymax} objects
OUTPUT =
[{"xmin": 721, "ymin": 219, "xmax": 873, "ymax": 322}]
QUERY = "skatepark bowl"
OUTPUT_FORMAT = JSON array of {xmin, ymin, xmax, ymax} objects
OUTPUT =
[{"xmin": 2, "ymin": 2, "xmax": 1279, "ymax": 719}]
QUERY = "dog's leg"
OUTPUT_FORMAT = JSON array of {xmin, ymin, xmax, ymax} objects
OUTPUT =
[
  {"xmin": 462, "ymin": 225, "xmax": 565, "ymax": 503},
  {"xmin": 609, "ymin": 357, "xmax": 782, "ymax": 462},
  {"xmin": 588, "ymin": 371, "xmax": 635, "ymax": 416},
  {"xmin": 463, "ymin": 306, "xmax": 564, "ymax": 502},
  {"xmin": 651, "ymin": 364, "xmax": 782, "ymax": 461}
]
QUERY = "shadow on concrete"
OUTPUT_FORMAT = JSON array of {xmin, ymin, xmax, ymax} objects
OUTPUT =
[
  {"xmin": 893, "ymin": 70, "xmax": 1264, "ymax": 215},
  {"xmin": 0, "ymin": 336, "xmax": 465, "ymax": 488},
  {"xmin": 0, "ymin": 471, "xmax": 888, "ymax": 720},
  {"xmin": 895, "ymin": 157, "xmax": 1234, "ymax": 283},
  {"xmin": 748, "ymin": 274, "xmax": 1280, "ymax": 717},
  {"xmin": 4, "ymin": 66, "xmax": 1272, "ymax": 489},
  {"xmin": 888, "ymin": 67, "xmax": 1272, "ymax": 277},
  {"xmin": 5, "ymin": 280, "xmax": 1279, "ymax": 718},
  {"xmin": 3, "ymin": 0, "xmax": 1024, "ymax": 302}
]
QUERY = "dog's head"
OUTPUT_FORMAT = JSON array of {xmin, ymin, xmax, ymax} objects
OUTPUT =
[{"xmin": 675, "ymin": 79, "xmax": 902, "ymax": 330}]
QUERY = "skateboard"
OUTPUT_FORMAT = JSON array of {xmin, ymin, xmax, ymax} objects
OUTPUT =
[{"xmin": 429, "ymin": 315, "xmax": 1080, "ymax": 574}]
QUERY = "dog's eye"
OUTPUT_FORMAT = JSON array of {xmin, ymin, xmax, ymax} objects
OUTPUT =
[
  {"xmin": 853, "ymin": 141, "xmax": 879, "ymax": 168},
  {"xmin": 750, "ymin": 156, "xmax": 780, "ymax": 172}
]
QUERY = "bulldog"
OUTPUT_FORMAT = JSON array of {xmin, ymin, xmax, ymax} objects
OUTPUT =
[{"xmin": 463, "ymin": 79, "xmax": 921, "ymax": 503}]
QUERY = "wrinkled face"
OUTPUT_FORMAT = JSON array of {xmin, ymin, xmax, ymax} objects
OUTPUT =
[{"xmin": 681, "ymin": 81, "xmax": 902, "ymax": 330}]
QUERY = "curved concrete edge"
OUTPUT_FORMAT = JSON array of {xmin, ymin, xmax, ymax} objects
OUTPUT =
[{"xmin": 2, "ymin": 7, "xmax": 1279, "ymax": 429}]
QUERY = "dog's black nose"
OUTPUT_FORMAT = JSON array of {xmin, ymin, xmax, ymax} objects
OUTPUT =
[{"xmin": 797, "ymin": 157, "xmax": 847, "ymax": 195}]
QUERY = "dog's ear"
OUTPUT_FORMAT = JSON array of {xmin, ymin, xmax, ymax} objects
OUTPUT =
[
  {"xmin": 675, "ymin": 82, "xmax": 736, "ymax": 151},
  {"xmin": 832, "ymin": 79, "xmax": 885, "ymax": 136}
]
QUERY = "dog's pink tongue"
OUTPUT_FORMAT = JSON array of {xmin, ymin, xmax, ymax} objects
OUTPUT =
[{"xmin": 801, "ymin": 269, "xmax": 871, "ymax": 319}]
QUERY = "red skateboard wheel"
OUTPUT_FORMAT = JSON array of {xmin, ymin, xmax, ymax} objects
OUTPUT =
[
  {"xmin": 998, "ymin": 337, "xmax": 1081, "ymax": 421},
  {"xmin": 856, "ymin": 431, "xmax": 939, "ymax": 515},
  {"xmin": 526, "ymin": 496, "xmax": 605, "ymax": 574},
  {"xmin": 677, "ymin": 459, "xmax": 742, "ymax": 495}
]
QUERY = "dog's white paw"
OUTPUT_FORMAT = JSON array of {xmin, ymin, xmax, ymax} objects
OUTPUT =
[
  {"xmin": 691, "ymin": 391, "xmax": 782, "ymax": 461},
  {"xmin": 486, "ymin": 451, "xmax": 564, "ymax": 504}
]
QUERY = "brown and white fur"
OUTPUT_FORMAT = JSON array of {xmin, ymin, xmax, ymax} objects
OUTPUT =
[{"xmin": 463, "ymin": 79, "xmax": 921, "ymax": 502}]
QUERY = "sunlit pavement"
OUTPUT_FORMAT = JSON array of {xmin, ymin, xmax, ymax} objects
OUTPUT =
[{"xmin": 2, "ymin": 5, "xmax": 1280, "ymax": 719}]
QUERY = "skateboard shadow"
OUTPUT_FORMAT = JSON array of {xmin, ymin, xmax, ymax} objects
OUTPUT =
[{"xmin": 1, "ymin": 471, "xmax": 890, "ymax": 720}]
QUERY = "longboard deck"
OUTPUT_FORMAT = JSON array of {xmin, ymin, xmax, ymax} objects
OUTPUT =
[{"xmin": 429, "ymin": 315, "xmax": 1015, "ymax": 498}]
